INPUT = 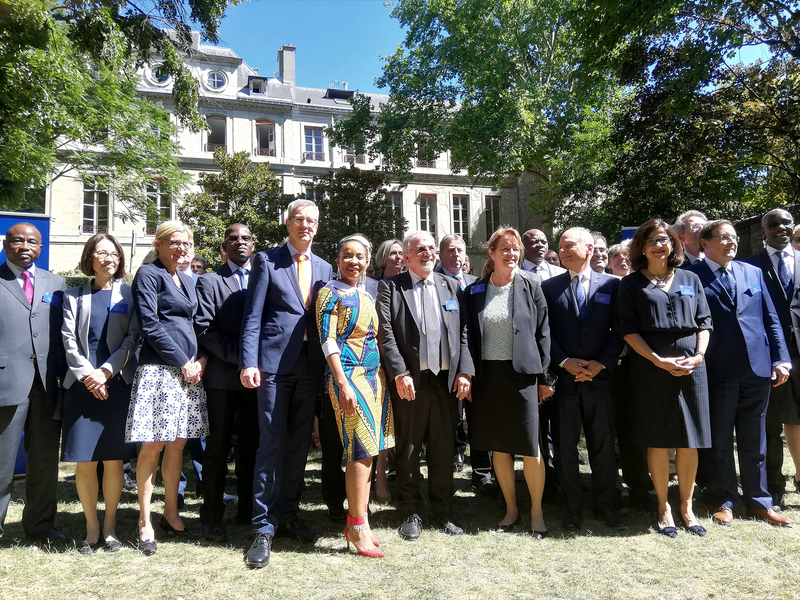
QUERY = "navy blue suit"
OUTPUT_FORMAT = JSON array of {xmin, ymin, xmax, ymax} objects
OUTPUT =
[
  {"xmin": 542, "ymin": 270, "xmax": 624, "ymax": 512},
  {"xmin": 744, "ymin": 248, "xmax": 800, "ymax": 503},
  {"xmin": 689, "ymin": 259, "xmax": 789, "ymax": 510},
  {"xmin": 240, "ymin": 245, "xmax": 332, "ymax": 535}
]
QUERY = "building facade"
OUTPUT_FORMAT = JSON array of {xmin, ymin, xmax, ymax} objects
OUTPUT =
[{"xmin": 40, "ymin": 34, "xmax": 521, "ymax": 272}]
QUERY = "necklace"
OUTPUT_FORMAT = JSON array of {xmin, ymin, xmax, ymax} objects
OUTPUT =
[{"xmin": 649, "ymin": 269, "xmax": 672, "ymax": 288}]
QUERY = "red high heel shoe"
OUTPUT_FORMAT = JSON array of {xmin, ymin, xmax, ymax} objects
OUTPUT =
[{"xmin": 344, "ymin": 515, "xmax": 384, "ymax": 558}]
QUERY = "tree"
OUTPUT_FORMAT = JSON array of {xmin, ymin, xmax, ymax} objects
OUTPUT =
[
  {"xmin": 0, "ymin": 0, "xmax": 236, "ymax": 213},
  {"xmin": 302, "ymin": 165, "xmax": 407, "ymax": 265},
  {"xmin": 177, "ymin": 149, "xmax": 294, "ymax": 269}
]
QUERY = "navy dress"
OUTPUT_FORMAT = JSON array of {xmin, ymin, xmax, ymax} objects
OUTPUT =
[
  {"xmin": 617, "ymin": 269, "xmax": 713, "ymax": 449},
  {"xmin": 62, "ymin": 289, "xmax": 137, "ymax": 462}
]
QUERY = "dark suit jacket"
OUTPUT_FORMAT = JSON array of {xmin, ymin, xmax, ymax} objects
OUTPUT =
[
  {"xmin": 541, "ymin": 270, "xmax": 623, "ymax": 375},
  {"xmin": 688, "ymin": 259, "xmax": 789, "ymax": 379},
  {"xmin": 240, "ymin": 245, "xmax": 333, "ymax": 375},
  {"xmin": 0, "ymin": 262, "xmax": 65, "ymax": 405},
  {"xmin": 195, "ymin": 263, "xmax": 248, "ymax": 390},
  {"xmin": 433, "ymin": 262, "xmax": 478, "ymax": 286},
  {"xmin": 464, "ymin": 270, "xmax": 550, "ymax": 378},
  {"xmin": 377, "ymin": 270, "xmax": 475, "ymax": 390},
  {"xmin": 132, "ymin": 259, "xmax": 198, "ymax": 369}
]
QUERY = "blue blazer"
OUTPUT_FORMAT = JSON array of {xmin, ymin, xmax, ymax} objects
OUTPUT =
[
  {"xmin": 687, "ymin": 259, "xmax": 789, "ymax": 380},
  {"xmin": 240, "ymin": 245, "xmax": 333, "ymax": 375},
  {"xmin": 541, "ymin": 270, "xmax": 624, "ymax": 374},
  {"xmin": 132, "ymin": 259, "xmax": 198, "ymax": 369}
]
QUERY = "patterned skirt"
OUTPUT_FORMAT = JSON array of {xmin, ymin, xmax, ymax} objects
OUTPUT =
[{"xmin": 125, "ymin": 364, "xmax": 209, "ymax": 443}]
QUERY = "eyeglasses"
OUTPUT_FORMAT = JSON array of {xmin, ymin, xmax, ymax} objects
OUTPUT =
[
  {"xmin": 291, "ymin": 217, "xmax": 318, "ymax": 226},
  {"xmin": 168, "ymin": 240, "xmax": 192, "ymax": 250},
  {"xmin": 414, "ymin": 245, "xmax": 437, "ymax": 255},
  {"xmin": 7, "ymin": 238, "xmax": 40, "ymax": 248},
  {"xmin": 645, "ymin": 237, "xmax": 671, "ymax": 247},
  {"xmin": 689, "ymin": 223, "xmax": 703, "ymax": 232},
  {"xmin": 609, "ymin": 253, "xmax": 627, "ymax": 260},
  {"xmin": 710, "ymin": 234, "xmax": 739, "ymax": 243},
  {"xmin": 226, "ymin": 234, "xmax": 253, "ymax": 243},
  {"xmin": 94, "ymin": 251, "xmax": 121, "ymax": 261}
]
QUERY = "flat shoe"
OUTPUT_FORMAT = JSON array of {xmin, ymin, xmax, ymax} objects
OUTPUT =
[
  {"xmin": 496, "ymin": 518, "xmax": 519, "ymax": 533},
  {"xmin": 104, "ymin": 538, "xmax": 123, "ymax": 552},
  {"xmin": 656, "ymin": 525, "xmax": 678, "ymax": 538},
  {"xmin": 686, "ymin": 524, "xmax": 707, "ymax": 537},
  {"xmin": 532, "ymin": 530, "xmax": 548, "ymax": 540},
  {"xmin": 77, "ymin": 541, "xmax": 99, "ymax": 555}
]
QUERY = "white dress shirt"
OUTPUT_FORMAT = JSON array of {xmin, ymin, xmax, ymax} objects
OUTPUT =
[
  {"xmin": 6, "ymin": 261, "xmax": 36, "ymax": 292},
  {"xmin": 408, "ymin": 271, "xmax": 451, "ymax": 372}
]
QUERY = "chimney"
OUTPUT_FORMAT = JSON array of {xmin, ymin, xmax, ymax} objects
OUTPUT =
[{"xmin": 278, "ymin": 45, "xmax": 296, "ymax": 85}]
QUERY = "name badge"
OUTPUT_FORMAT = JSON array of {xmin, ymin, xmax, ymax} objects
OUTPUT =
[
  {"xmin": 471, "ymin": 284, "xmax": 486, "ymax": 294},
  {"xmin": 341, "ymin": 295, "xmax": 358, "ymax": 307},
  {"xmin": 594, "ymin": 292, "xmax": 611, "ymax": 305},
  {"xmin": 444, "ymin": 300, "xmax": 458, "ymax": 311},
  {"xmin": 42, "ymin": 292, "xmax": 60, "ymax": 307},
  {"xmin": 679, "ymin": 285, "xmax": 695, "ymax": 297},
  {"xmin": 110, "ymin": 302, "xmax": 128, "ymax": 314},
  {"xmin": 750, "ymin": 284, "xmax": 761, "ymax": 294}
]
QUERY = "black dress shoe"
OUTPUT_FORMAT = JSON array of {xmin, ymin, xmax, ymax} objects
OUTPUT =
[
  {"xmin": 136, "ymin": 530, "xmax": 157, "ymax": 556},
  {"xmin": 159, "ymin": 517, "xmax": 199, "ymax": 540},
  {"xmin": 122, "ymin": 473, "xmax": 137, "ymax": 492},
  {"xmin": 562, "ymin": 509, "xmax": 582, "ymax": 531},
  {"xmin": 472, "ymin": 479, "xmax": 499, "ymax": 497},
  {"xmin": 245, "ymin": 533, "xmax": 272, "ymax": 568},
  {"xmin": 399, "ymin": 514, "xmax": 422, "ymax": 541},
  {"xmin": 437, "ymin": 517, "xmax": 464, "ymax": 535},
  {"xmin": 27, "ymin": 527, "xmax": 70, "ymax": 544},
  {"xmin": 103, "ymin": 538, "xmax": 123, "ymax": 552},
  {"xmin": 203, "ymin": 523, "xmax": 229, "ymax": 542},
  {"xmin": 275, "ymin": 517, "xmax": 319, "ymax": 544},
  {"xmin": 77, "ymin": 541, "xmax": 101, "ymax": 555},
  {"xmin": 327, "ymin": 505, "xmax": 348, "ymax": 522},
  {"xmin": 496, "ymin": 517, "xmax": 519, "ymax": 533},
  {"xmin": 595, "ymin": 506, "xmax": 628, "ymax": 530}
]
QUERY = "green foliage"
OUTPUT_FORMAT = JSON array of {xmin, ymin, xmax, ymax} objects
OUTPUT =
[
  {"xmin": 177, "ymin": 149, "xmax": 294, "ymax": 270},
  {"xmin": 302, "ymin": 165, "xmax": 407, "ymax": 266},
  {"xmin": 57, "ymin": 269, "xmax": 134, "ymax": 288}
]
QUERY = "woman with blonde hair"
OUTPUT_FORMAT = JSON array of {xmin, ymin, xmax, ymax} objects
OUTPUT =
[{"xmin": 125, "ymin": 220, "xmax": 209, "ymax": 555}]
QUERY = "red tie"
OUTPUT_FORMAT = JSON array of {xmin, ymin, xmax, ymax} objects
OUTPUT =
[{"xmin": 21, "ymin": 270, "xmax": 33, "ymax": 304}]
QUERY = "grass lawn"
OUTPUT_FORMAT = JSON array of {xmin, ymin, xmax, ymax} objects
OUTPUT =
[{"xmin": 1, "ymin": 447, "xmax": 798, "ymax": 600}]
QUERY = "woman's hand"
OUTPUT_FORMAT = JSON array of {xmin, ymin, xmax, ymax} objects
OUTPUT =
[
  {"xmin": 181, "ymin": 360, "xmax": 202, "ymax": 384},
  {"xmin": 82, "ymin": 368, "xmax": 110, "ymax": 391},
  {"xmin": 538, "ymin": 384, "xmax": 555, "ymax": 404},
  {"xmin": 337, "ymin": 380, "xmax": 358, "ymax": 416},
  {"xmin": 654, "ymin": 356, "xmax": 693, "ymax": 376},
  {"xmin": 675, "ymin": 354, "xmax": 703, "ymax": 371}
]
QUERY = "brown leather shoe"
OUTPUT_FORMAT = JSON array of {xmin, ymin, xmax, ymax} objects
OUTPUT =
[
  {"xmin": 711, "ymin": 506, "xmax": 734, "ymax": 526},
  {"xmin": 747, "ymin": 508, "xmax": 793, "ymax": 527}
]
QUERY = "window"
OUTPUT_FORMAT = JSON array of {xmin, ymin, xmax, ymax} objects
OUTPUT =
[
  {"xmin": 485, "ymin": 195, "xmax": 501, "ymax": 240},
  {"xmin": 205, "ymin": 115, "xmax": 226, "ymax": 152},
  {"xmin": 305, "ymin": 187, "xmax": 324, "ymax": 203},
  {"xmin": 83, "ymin": 179, "xmax": 109, "ymax": 234},
  {"xmin": 149, "ymin": 65, "xmax": 170, "ymax": 86},
  {"xmin": 304, "ymin": 127, "xmax": 324, "ymax": 161},
  {"xmin": 416, "ymin": 143, "xmax": 436, "ymax": 168},
  {"xmin": 344, "ymin": 149, "xmax": 366, "ymax": 164},
  {"xmin": 452, "ymin": 195, "xmax": 469, "ymax": 245},
  {"xmin": 386, "ymin": 192, "xmax": 403, "ymax": 219},
  {"xmin": 207, "ymin": 71, "xmax": 227, "ymax": 90},
  {"xmin": 146, "ymin": 181, "xmax": 172, "ymax": 235},
  {"xmin": 418, "ymin": 194, "xmax": 436, "ymax": 237},
  {"xmin": 255, "ymin": 120, "xmax": 276, "ymax": 157}
]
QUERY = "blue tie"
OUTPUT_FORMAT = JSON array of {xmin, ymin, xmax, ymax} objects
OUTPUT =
[
  {"xmin": 777, "ymin": 251, "xmax": 793, "ymax": 299},
  {"xmin": 236, "ymin": 268, "xmax": 249, "ymax": 299},
  {"xmin": 573, "ymin": 275, "xmax": 587, "ymax": 321},
  {"xmin": 717, "ymin": 267, "xmax": 735, "ymax": 301},
  {"xmin": 454, "ymin": 271, "xmax": 465, "ymax": 291}
]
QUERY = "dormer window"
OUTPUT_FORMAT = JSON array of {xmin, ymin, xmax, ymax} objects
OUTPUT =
[
  {"xmin": 149, "ymin": 65, "xmax": 170, "ymax": 86},
  {"xmin": 249, "ymin": 77, "xmax": 268, "ymax": 94},
  {"xmin": 207, "ymin": 71, "xmax": 227, "ymax": 91}
]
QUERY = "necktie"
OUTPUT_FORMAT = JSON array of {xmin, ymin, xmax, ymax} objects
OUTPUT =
[
  {"xmin": 573, "ymin": 274, "xmax": 586, "ymax": 321},
  {"xmin": 21, "ymin": 270, "xmax": 33, "ymax": 304},
  {"xmin": 294, "ymin": 254, "xmax": 310, "ymax": 307},
  {"xmin": 778, "ymin": 251, "xmax": 793, "ymax": 299},
  {"xmin": 717, "ymin": 267, "xmax": 735, "ymax": 301},
  {"xmin": 236, "ymin": 268, "xmax": 249, "ymax": 299},
  {"xmin": 454, "ymin": 271, "xmax": 465, "ymax": 291},
  {"xmin": 421, "ymin": 279, "xmax": 441, "ymax": 375}
]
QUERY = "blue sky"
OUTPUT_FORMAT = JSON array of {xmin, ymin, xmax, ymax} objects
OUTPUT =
[{"xmin": 216, "ymin": 0, "xmax": 406, "ymax": 94}]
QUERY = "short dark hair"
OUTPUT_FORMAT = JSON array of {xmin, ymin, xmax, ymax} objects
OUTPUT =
[
  {"xmin": 191, "ymin": 256, "xmax": 207, "ymax": 268},
  {"xmin": 79, "ymin": 234, "xmax": 126, "ymax": 279},
  {"xmin": 628, "ymin": 219, "xmax": 684, "ymax": 272},
  {"xmin": 699, "ymin": 219, "xmax": 733, "ymax": 244}
]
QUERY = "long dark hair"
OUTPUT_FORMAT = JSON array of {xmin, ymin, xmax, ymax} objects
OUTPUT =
[{"xmin": 628, "ymin": 219, "xmax": 684, "ymax": 272}]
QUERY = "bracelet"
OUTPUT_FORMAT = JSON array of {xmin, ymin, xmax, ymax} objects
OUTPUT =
[{"xmin": 694, "ymin": 351, "xmax": 705, "ymax": 359}]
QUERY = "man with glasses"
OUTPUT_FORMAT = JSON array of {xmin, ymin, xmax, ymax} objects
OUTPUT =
[
  {"xmin": 194, "ymin": 224, "xmax": 259, "ymax": 542},
  {"xmin": 745, "ymin": 208, "xmax": 800, "ymax": 510},
  {"xmin": 376, "ymin": 231, "xmax": 474, "ymax": 540},
  {"xmin": 0, "ymin": 223, "xmax": 67, "ymax": 543},
  {"xmin": 674, "ymin": 210, "xmax": 708, "ymax": 266},
  {"xmin": 240, "ymin": 201, "xmax": 333, "ymax": 567},
  {"xmin": 690, "ymin": 220, "xmax": 792, "ymax": 527}
]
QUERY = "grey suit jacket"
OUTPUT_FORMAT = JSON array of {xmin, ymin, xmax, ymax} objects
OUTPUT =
[
  {"xmin": 0, "ymin": 262, "xmax": 66, "ymax": 405},
  {"xmin": 62, "ymin": 280, "xmax": 139, "ymax": 389},
  {"xmin": 376, "ymin": 270, "xmax": 475, "ymax": 391}
]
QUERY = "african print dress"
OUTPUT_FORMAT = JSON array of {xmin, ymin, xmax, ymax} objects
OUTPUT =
[{"xmin": 316, "ymin": 280, "xmax": 394, "ymax": 461}]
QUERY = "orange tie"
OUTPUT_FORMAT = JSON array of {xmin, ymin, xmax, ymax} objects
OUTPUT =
[{"xmin": 295, "ymin": 254, "xmax": 310, "ymax": 307}]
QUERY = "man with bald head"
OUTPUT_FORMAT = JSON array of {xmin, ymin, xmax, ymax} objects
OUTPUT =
[
  {"xmin": 0, "ymin": 223, "xmax": 66, "ymax": 542},
  {"xmin": 745, "ymin": 208, "xmax": 800, "ymax": 508},
  {"xmin": 522, "ymin": 229, "xmax": 566, "ymax": 280}
]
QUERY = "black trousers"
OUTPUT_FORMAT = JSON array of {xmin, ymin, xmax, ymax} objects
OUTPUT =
[
  {"xmin": 319, "ymin": 385, "xmax": 346, "ymax": 511},
  {"xmin": 391, "ymin": 370, "xmax": 458, "ymax": 519},
  {"xmin": 612, "ymin": 355, "xmax": 653, "ymax": 496},
  {"xmin": 764, "ymin": 346, "xmax": 800, "ymax": 504},
  {"xmin": 0, "ymin": 373, "xmax": 60, "ymax": 537},
  {"xmin": 200, "ymin": 386, "xmax": 259, "ymax": 525}
]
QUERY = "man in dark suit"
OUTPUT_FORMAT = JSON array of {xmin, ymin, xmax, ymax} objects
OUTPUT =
[
  {"xmin": 195, "ymin": 224, "xmax": 260, "ymax": 542},
  {"xmin": 690, "ymin": 220, "xmax": 792, "ymax": 527},
  {"xmin": 522, "ymin": 228, "xmax": 567, "ymax": 280},
  {"xmin": 542, "ymin": 227, "xmax": 625, "ymax": 531},
  {"xmin": 0, "ymin": 223, "xmax": 67, "ymax": 542},
  {"xmin": 674, "ymin": 210, "xmax": 708, "ymax": 266},
  {"xmin": 239, "ymin": 200, "xmax": 333, "ymax": 568},
  {"xmin": 377, "ymin": 231, "xmax": 475, "ymax": 540},
  {"xmin": 744, "ymin": 208, "xmax": 800, "ymax": 508}
]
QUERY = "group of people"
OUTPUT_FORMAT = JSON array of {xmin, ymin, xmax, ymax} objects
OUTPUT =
[{"xmin": 1, "ymin": 202, "xmax": 799, "ymax": 567}]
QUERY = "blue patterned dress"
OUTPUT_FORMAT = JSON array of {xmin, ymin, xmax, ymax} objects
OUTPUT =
[{"xmin": 316, "ymin": 280, "xmax": 394, "ymax": 461}]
